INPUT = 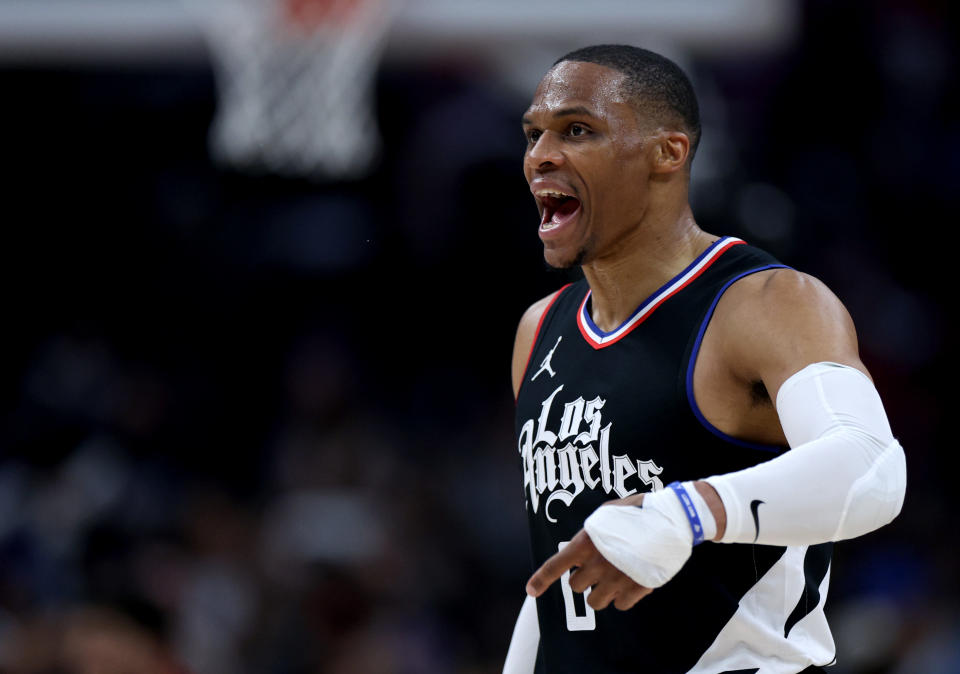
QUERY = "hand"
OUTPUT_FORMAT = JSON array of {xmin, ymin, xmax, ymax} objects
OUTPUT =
[
  {"xmin": 527, "ymin": 486, "xmax": 704, "ymax": 608},
  {"xmin": 526, "ymin": 528, "xmax": 653, "ymax": 612}
]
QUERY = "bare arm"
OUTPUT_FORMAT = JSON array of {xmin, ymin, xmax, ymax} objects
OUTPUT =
[
  {"xmin": 695, "ymin": 269, "xmax": 870, "ymax": 537},
  {"xmin": 715, "ymin": 268, "xmax": 867, "ymax": 403}
]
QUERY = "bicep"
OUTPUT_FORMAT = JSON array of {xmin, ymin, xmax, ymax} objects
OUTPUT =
[{"xmin": 720, "ymin": 269, "xmax": 868, "ymax": 402}]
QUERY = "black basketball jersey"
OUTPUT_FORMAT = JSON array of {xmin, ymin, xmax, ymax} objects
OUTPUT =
[{"xmin": 515, "ymin": 237, "xmax": 835, "ymax": 673}]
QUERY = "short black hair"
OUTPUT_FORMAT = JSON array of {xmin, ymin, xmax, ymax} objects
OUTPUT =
[{"xmin": 555, "ymin": 44, "xmax": 701, "ymax": 161}]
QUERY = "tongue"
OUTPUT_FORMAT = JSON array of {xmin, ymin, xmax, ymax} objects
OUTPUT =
[{"xmin": 552, "ymin": 198, "xmax": 581, "ymax": 225}]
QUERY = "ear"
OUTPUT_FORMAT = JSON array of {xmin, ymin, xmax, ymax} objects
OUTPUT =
[{"xmin": 651, "ymin": 131, "xmax": 690, "ymax": 174}]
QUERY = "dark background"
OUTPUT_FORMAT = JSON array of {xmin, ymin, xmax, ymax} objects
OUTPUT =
[{"xmin": 1, "ymin": 1, "xmax": 956, "ymax": 672}]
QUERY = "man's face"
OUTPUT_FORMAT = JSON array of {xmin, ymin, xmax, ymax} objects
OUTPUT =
[{"xmin": 522, "ymin": 61, "xmax": 653, "ymax": 269}]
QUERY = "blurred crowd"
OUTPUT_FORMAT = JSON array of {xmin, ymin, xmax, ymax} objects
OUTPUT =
[{"xmin": 2, "ymin": 1, "xmax": 958, "ymax": 672}]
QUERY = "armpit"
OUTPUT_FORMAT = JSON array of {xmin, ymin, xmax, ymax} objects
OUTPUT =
[{"xmin": 749, "ymin": 380, "xmax": 773, "ymax": 407}]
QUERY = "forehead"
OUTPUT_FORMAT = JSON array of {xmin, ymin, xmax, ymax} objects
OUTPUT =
[{"xmin": 525, "ymin": 61, "xmax": 631, "ymax": 119}]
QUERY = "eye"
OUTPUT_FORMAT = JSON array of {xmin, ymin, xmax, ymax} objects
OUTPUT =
[
  {"xmin": 526, "ymin": 129, "xmax": 542, "ymax": 144},
  {"xmin": 568, "ymin": 123, "xmax": 588, "ymax": 137}
]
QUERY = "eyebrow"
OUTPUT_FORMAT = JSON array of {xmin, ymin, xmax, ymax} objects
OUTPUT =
[{"xmin": 522, "ymin": 105, "xmax": 597, "ymax": 126}]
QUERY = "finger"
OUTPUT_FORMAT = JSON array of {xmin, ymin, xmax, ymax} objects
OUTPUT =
[
  {"xmin": 568, "ymin": 564, "xmax": 603, "ymax": 594},
  {"xmin": 612, "ymin": 585, "xmax": 652, "ymax": 611},
  {"xmin": 586, "ymin": 581, "xmax": 617, "ymax": 611},
  {"xmin": 526, "ymin": 545, "xmax": 583, "ymax": 597}
]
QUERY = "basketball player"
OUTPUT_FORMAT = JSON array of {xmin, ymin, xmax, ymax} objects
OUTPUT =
[{"xmin": 505, "ymin": 45, "xmax": 906, "ymax": 673}]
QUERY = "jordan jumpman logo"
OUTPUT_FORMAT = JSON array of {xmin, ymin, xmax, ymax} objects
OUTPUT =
[{"xmin": 531, "ymin": 336, "xmax": 563, "ymax": 381}]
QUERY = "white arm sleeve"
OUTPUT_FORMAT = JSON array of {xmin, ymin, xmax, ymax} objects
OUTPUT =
[
  {"xmin": 706, "ymin": 362, "xmax": 906, "ymax": 546},
  {"xmin": 502, "ymin": 595, "xmax": 538, "ymax": 674}
]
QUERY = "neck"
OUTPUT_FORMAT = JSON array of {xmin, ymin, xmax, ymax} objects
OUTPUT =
[{"xmin": 581, "ymin": 205, "xmax": 715, "ymax": 332}]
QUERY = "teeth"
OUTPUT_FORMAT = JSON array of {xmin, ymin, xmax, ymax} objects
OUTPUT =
[{"xmin": 536, "ymin": 189, "xmax": 573, "ymax": 199}]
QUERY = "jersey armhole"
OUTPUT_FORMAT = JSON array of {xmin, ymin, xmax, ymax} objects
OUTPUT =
[
  {"xmin": 516, "ymin": 283, "xmax": 573, "ymax": 400},
  {"xmin": 684, "ymin": 265, "xmax": 790, "ymax": 453}
]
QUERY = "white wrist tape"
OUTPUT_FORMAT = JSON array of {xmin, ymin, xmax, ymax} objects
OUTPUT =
[
  {"xmin": 706, "ymin": 362, "xmax": 906, "ymax": 545},
  {"xmin": 502, "ymin": 595, "xmax": 538, "ymax": 674},
  {"xmin": 583, "ymin": 487, "xmax": 695, "ymax": 589}
]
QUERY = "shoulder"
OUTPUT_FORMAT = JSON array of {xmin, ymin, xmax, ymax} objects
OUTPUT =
[
  {"xmin": 710, "ymin": 267, "xmax": 868, "ymax": 399},
  {"xmin": 511, "ymin": 287, "xmax": 568, "ymax": 398},
  {"xmin": 720, "ymin": 267, "xmax": 851, "ymax": 325}
]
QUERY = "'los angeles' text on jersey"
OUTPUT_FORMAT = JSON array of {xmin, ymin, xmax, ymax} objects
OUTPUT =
[{"xmin": 518, "ymin": 383, "xmax": 664, "ymax": 521}]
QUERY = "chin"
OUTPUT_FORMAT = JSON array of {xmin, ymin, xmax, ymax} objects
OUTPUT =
[{"xmin": 544, "ymin": 247, "xmax": 588, "ymax": 270}]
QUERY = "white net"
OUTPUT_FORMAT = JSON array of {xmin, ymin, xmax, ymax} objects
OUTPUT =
[{"xmin": 191, "ymin": 0, "xmax": 392, "ymax": 180}]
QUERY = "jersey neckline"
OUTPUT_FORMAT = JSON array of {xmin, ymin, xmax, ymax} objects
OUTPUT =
[{"xmin": 576, "ymin": 236, "xmax": 746, "ymax": 349}]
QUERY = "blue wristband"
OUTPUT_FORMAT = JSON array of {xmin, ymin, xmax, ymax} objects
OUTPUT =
[{"xmin": 668, "ymin": 481, "xmax": 705, "ymax": 546}]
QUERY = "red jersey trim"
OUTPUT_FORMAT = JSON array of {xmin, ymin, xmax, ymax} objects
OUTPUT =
[
  {"xmin": 577, "ymin": 237, "xmax": 746, "ymax": 350},
  {"xmin": 516, "ymin": 283, "xmax": 573, "ymax": 400}
]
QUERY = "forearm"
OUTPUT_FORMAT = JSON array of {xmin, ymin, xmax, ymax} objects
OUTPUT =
[
  {"xmin": 582, "ymin": 362, "xmax": 906, "ymax": 591},
  {"xmin": 694, "ymin": 480, "xmax": 727, "ymax": 540}
]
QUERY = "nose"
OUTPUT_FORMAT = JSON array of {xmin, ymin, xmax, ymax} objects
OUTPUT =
[{"xmin": 525, "ymin": 131, "xmax": 565, "ymax": 172}]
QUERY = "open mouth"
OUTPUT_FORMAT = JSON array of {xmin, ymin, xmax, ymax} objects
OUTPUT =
[{"xmin": 538, "ymin": 190, "xmax": 582, "ymax": 231}]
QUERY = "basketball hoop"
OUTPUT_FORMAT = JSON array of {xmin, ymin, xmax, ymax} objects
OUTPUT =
[{"xmin": 191, "ymin": 0, "xmax": 392, "ymax": 180}]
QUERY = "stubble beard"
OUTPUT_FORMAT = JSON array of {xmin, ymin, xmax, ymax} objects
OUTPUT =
[
  {"xmin": 544, "ymin": 238, "xmax": 592, "ymax": 270},
  {"xmin": 545, "ymin": 250, "xmax": 586, "ymax": 271}
]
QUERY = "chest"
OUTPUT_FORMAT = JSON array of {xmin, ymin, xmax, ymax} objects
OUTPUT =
[{"xmin": 516, "ymin": 317, "xmax": 700, "ymax": 537}]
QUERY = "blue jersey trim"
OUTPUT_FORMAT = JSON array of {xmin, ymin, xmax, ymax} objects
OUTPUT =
[
  {"xmin": 581, "ymin": 236, "xmax": 740, "ymax": 338},
  {"xmin": 685, "ymin": 264, "xmax": 791, "ymax": 454}
]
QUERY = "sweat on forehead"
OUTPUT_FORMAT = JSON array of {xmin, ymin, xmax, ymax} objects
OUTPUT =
[
  {"xmin": 524, "ymin": 62, "xmax": 638, "ymax": 129},
  {"xmin": 538, "ymin": 61, "xmax": 628, "ymax": 102}
]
